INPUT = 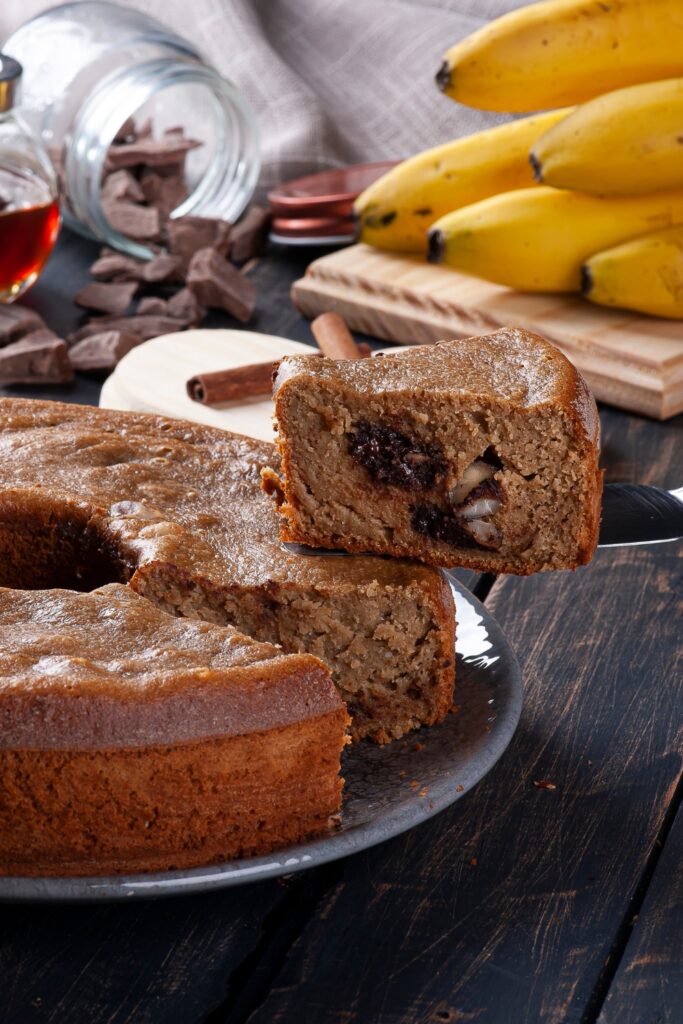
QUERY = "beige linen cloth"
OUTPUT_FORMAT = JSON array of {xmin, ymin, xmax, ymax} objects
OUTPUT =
[{"xmin": 1, "ymin": 0, "xmax": 521, "ymax": 190}]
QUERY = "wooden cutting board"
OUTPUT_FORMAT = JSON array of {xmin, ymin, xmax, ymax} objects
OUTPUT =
[
  {"xmin": 99, "ymin": 329, "xmax": 315, "ymax": 441},
  {"xmin": 292, "ymin": 243, "xmax": 683, "ymax": 420}
]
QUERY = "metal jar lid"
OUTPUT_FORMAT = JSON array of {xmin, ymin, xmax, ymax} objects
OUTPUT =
[{"xmin": 0, "ymin": 54, "xmax": 22, "ymax": 113}]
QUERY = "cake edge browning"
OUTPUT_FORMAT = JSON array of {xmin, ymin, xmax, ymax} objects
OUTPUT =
[{"xmin": 0, "ymin": 708, "xmax": 349, "ymax": 876}]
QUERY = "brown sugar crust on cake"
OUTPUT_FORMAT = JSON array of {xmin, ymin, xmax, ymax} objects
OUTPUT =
[
  {"xmin": 271, "ymin": 329, "xmax": 603, "ymax": 575},
  {"xmin": 0, "ymin": 585, "xmax": 347, "ymax": 876},
  {"xmin": 0, "ymin": 398, "xmax": 454, "ymax": 746}
]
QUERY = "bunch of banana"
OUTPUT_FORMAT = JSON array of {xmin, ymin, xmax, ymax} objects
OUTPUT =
[
  {"xmin": 582, "ymin": 226, "xmax": 683, "ymax": 318},
  {"xmin": 357, "ymin": 0, "xmax": 683, "ymax": 318},
  {"xmin": 428, "ymin": 188, "xmax": 683, "ymax": 293},
  {"xmin": 436, "ymin": 0, "xmax": 683, "ymax": 112},
  {"xmin": 353, "ymin": 109, "xmax": 568, "ymax": 253},
  {"xmin": 530, "ymin": 78, "xmax": 683, "ymax": 195}
]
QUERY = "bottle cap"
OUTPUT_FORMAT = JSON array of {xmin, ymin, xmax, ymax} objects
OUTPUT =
[{"xmin": 0, "ymin": 54, "xmax": 22, "ymax": 113}]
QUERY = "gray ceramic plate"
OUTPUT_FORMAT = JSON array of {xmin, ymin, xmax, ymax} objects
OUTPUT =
[{"xmin": 0, "ymin": 576, "xmax": 522, "ymax": 902}]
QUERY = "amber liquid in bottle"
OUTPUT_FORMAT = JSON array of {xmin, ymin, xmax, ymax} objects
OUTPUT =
[{"xmin": 0, "ymin": 168, "xmax": 60, "ymax": 302}]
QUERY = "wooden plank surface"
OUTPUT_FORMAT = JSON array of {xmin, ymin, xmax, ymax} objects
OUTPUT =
[
  {"xmin": 599, "ymin": 802, "xmax": 683, "ymax": 1024},
  {"xmin": 0, "ymin": 232, "xmax": 680, "ymax": 1024},
  {"xmin": 244, "ymin": 541, "xmax": 683, "ymax": 1024},
  {"xmin": 292, "ymin": 244, "xmax": 683, "ymax": 420}
]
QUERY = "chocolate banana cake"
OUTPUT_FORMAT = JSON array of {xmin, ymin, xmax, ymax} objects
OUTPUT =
[
  {"xmin": 271, "ymin": 328, "xmax": 602, "ymax": 574},
  {"xmin": 0, "ymin": 399, "xmax": 454, "ymax": 748},
  {"xmin": 0, "ymin": 585, "xmax": 347, "ymax": 876}
]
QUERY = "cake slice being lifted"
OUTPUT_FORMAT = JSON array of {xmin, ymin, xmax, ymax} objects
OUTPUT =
[{"xmin": 270, "ymin": 329, "xmax": 602, "ymax": 575}]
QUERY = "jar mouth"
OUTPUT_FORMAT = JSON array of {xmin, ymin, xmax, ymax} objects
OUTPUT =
[{"xmin": 64, "ymin": 57, "xmax": 260, "ymax": 258}]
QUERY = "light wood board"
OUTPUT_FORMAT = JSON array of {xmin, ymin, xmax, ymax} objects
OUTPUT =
[
  {"xmin": 99, "ymin": 329, "xmax": 315, "ymax": 441},
  {"xmin": 292, "ymin": 243, "xmax": 683, "ymax": 420}
]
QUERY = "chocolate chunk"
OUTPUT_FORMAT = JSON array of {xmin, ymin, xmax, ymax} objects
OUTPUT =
[
  {"xmin": 101, "ymin": 169, "xmax": 145, "ymax": 203},
  {"xmin": 348, "ymin": 421, "xmax": 446, "ymax": 490},
  {"xmin": 106, "ymin": 136, "xmax": 202, "ymax": 170},
  {"xmin": 141, "ymin": 252, "xmax": 183, "ymax": 284},
  {"xmin": 167, "ymin": 216, "xmax": 231, "ymax": 268},
  {"xmin": 167, "ymin": 287, "xmax": 206, "ymax": 325},
  {"xmin": 89, "ymin": 249, "xmax": 146, "ymax": 282},
  {"xmin": 102, "ymin": 200, "xmax": 161, "ymax": 241},
  {"xmin": 137, "ymin": 290, "xmax": 205, "ymax": 327},
  {"xmin": 69, "ymin": 315, "xmax": 189, "ymax": 343},
  {"xmin": 0, "ymin": 333, "xmax": 73, "ymax": 385},
  {"xmin": 140, "ymin": 171, "xmax": 188, "ymax": 220},
  {"xmin": 74, "ymin": 281, "xmax": 139, "ymax": 316},
  {"xmin": 411, "ymin": 503, "xmax": 479, "ymax": 549},
  {"xmin": 229, "ymin": 206, "xmax": 271, "ymax": 264},
  {"xmin": 186, "ymin": 247, "xmax": 256, "ymax": 322},
  {"xmin": 114, "ymin": 117, "xmax": 137, "ymax": 144},
  {"xmin": 137, "ymin": 296, "xmax": 169, "ymax": 315},
  {"xmin": 0, "ymin": 305, "xmax": 46, "ymax": 347},
  {"xmin": 69, "ymin": 330, "xmax": 143, "ymax": 372}
]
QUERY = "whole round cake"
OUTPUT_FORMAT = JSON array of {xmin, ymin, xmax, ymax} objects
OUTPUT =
[{"xmin": 0, "ymin": 397, "xmax": 455, "ymax": 876}]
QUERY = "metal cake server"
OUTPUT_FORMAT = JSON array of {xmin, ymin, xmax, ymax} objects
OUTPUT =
[{"xmin": 599, "ymin": 484, "xmax": 683, "ymax": 547}]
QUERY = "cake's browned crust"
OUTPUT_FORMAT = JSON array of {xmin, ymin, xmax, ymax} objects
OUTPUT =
[
  {"xmin": 0, "ymin": 584, "xmax": 348, "ymax": 875},
  {"xmin": 0, "ymin": 398, "xmax": 454, "ymax": 746},
  {"xmin": 272, "ymin": 329, "xmax": 603, "ymax": 575}
]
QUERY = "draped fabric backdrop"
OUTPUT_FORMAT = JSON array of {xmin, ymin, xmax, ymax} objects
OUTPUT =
[{"xmin": 0, "ymin": 0, "xmax": 524, "ymax": 191}]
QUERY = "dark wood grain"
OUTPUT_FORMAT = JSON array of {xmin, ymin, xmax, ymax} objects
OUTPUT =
[
  {"xmin": 1, "ymin": 230, "xmax": 681, "ymax": 1024},
  {"xmin": 242, "ymin": 541, "xmax": 682, "ymax": 1024},
  {"xmin": 598, "ymin": 801, "xmax": 683, "ymax": 1024}
]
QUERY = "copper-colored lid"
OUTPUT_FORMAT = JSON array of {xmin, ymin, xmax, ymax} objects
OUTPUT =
[
  {"xmin": 268, "ymin": 161, "xmax": 397, "ymax": 215},
  {"xmin": 271, "ymin": 216, "xmax": 355, "ymax": 239}
]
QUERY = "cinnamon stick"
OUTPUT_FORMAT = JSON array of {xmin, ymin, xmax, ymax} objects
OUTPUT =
[
  {"xmin": 187, "ymin": 316, "xmax": 371, "ymax": 407},
  {"xmin": 187, "ymin": 361, "xmax": 275, "ymax": 405},
  {"xmin": 311, "ymin": 312, "xmax": 369, "ymax": 359}
]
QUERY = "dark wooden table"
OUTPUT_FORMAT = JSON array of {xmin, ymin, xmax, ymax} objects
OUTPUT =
[{"xmin": 2, "ymin": 232, "xmax": 681, "ymax": 1024}]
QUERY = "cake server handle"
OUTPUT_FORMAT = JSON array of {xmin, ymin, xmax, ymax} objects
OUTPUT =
[{"xmin": 599, "ymin": 484, "xmax": 683, "ymax": 547}]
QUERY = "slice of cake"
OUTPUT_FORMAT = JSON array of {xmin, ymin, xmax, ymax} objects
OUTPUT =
[
  {"xmin": 0, "ymin": 585, "xmax": 348, "ymax": 876},
  {"xmin": 271, "ymin": 328, "xmax": 602, "ymax": 575}
]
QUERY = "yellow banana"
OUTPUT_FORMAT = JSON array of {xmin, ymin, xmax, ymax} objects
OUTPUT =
[
  {"xmin": 428, "ymin": 187, "xmax": 683, "ymax": 292},
  {"xmin": 353, "ymin": 109, "xmax": 570, "ymax": 253},
  {"xmin": 437, "ymin": 0, "xmax": 683, "ymax": 113},
  {"xmin": 531, "ymin": 78, "xmax": 683, "ymax": 195},
  {"xmin": 582, "ymin": 225, "xmax": 683, "ymax": 318}
]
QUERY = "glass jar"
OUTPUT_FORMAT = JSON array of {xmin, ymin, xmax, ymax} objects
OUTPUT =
[
  {"xmin": 3, "ymin": 1, "xmax": 260, "ymax": 259},
  {"xmin": 0, "ymin": 54, "xmax": 60, "ymax": 301}
]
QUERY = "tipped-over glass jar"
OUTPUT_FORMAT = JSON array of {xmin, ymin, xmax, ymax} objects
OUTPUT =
[
  {"xmin": 0, "ymin": 54, "xmax": 60, "ymax": 302},
  {"xmin": 4, "ymin": 1, "xmax": 260, "ymax": 259}
]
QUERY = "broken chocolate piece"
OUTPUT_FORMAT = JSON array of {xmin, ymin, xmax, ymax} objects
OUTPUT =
[
  {"xmin": 167, "ymin": 216, "xmax": 231, "ymax": 269},
  {"xmin": 0, "ymin": 305, "xmax": 46, "ymax": 347},
  {"xmin": 167, "ymin": 287, "xmax": 206, "ymax": 325},
  {"xmin": 0, "ymin": 334, "xmax": 73, "ymax": 385},
  {"xmin": 186, "ymin": 247, "xmax": 256, "ymax": 323},
  {"xmin": 348, "ymin": 421, "xmax": 446, "ymax": 490},
  {"xmin": 74, "ymin": 281, "xmax": 139, "ymax": 316},
  {"xmin": 106, "ymin": 136, "xmax": 202, "ymax": 170},
  {"xmin": 229, "ymin": 206, "xmax": 271, "ymax": 263},
  {"xmin": 137, "ymin": 296, "xmax": 169, "ymax": 316},
  {"xmin": 89, "ymin": 249, "xmax": 146, "ymax": 282},
  {"xmin": 101, "ymin": 169, "xmax": 145, "ymax": 204},
  {"xmin": 69, "ymin": 330, "xmax": 143, "ymax": 372},
  {"xmin": 140, "ymin": 171, "xmax": 188, "ymax": 220},
  {"xmin": 114, "ymin": 117, "xmax": 137, "ymax": 144},
  {"xmin": 102, "ymin": 200, "xmax": 161, "ymax": 241},
  {"xmin": 141, "ymin": 252, "xmax": 183, "ymax": 284},
  {"xmin": 69, "ymin": 315, "xmax": 189, "ymax": 343}
]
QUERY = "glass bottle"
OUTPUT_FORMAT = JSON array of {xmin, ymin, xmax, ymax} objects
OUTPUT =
[
  {"xmin": 0, "ymin": 54, "xmax": 60, "ymax": 302},
  {"xmin": 4, "ymin": 2, "xmax": 260, "ymax": 259}
]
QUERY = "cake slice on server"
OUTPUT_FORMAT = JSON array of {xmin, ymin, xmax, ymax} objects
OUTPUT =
[{"xmin": 268, "ymin": 329, "xmax": 602, "ymax": 575}]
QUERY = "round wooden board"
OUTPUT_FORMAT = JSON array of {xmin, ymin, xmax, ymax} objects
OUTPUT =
[{"xmin": 99, "ymin": 329, "xmax": 315, "ymax": 442}]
